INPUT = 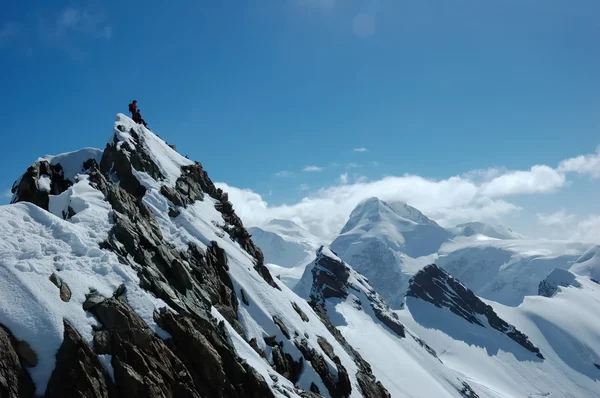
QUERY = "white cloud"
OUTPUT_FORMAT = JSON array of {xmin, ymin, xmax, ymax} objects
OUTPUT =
[
  {"xmin": 537, "ymin": 211, "xmax": 577, "ymax": 227},
  {"xmin": 217, "ymin": 173, "xmax": 518, "ymax": 240},
  {"xmin": 303, "ymin": 165, "xmax": 323, "ymax": 172},
  {"xmin": 299, "ymin": 184, "xmax": 311, "ymax": 191},
  {"xmin": 479, "ymin": 165, "xmax": 565, "ymax": 197},
  {"xmin": 275, "ymin": 170, "xmax": 293, "ymax": 177},
  {"xmin": 558, "ymin": 146, "xmax": 600, "ymax": 178},
  {"xmin": 354, "ymin": 147, "xmax": 368, "ymax": 152},
  {"xmin": 218, "ymin": 146, "xmax": 599, "ymax": 242},
  {"xmin": 536, "ymin": 211, "xmax": 600, "ymax": 243},
  {"xmin": 346, "ymin": 163, "xmax": 361, "ymax": 169}
]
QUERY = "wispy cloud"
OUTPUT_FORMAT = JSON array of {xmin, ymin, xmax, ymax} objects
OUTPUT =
[
  {"xmin": 558, "ymin": 146, "xmax": 600, "ymax": 178},
  {"xmin": 217, "ymin": 145, "xmax": 600, "ymax": 241},
  {"xmin": 303, "ymin": 165, "xmax": 323, "ymax": 172},
  {"xmin": 346, "ymin": 163, "xmax": 361, "ymax": 169},
  {"xmin": 353, "ymin": 147, "xmax": 368, "ymax": 152},
  {"xmin": 299, "ymin": 184, "xmax": 311, "ymax": 191},
  {"xmin": 275, "ymin": 170, "xmax": 293, "ymax": 178}
]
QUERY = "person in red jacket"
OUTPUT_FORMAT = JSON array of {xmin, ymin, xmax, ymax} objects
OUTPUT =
[{"xmin": 128, "ymin": 100, "xmax": 137, "ymax": 117}]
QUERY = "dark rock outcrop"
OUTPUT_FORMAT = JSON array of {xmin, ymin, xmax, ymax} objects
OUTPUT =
[
  {"xmin": 309, "ymin": 247, "xmax": 405, "ymax": 339},
  {"xmin": 45, "ymin": 322, "xmax": 116, "ymax": 398},
  {"xmin": 408, "ymin": 264, "xmax": 544, "ymax": 359},
  {"xmin": 538, "ymin": 268, "xmax": 582, "ymax": 298},
  {"xmin": 11, "ymin": 160, "xmax": 71, "ymax": 209},
  {"xmin": 0, "ymin": 325, "xmax": 35, "ymax": 398}
]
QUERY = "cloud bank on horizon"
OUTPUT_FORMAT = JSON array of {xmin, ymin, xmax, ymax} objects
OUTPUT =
[{"xmin": 217, "ymin": 146, "xmax": 600, "ymax": 243}]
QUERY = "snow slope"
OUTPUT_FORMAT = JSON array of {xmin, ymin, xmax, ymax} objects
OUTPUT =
[
  {"xmin": 399, "ymin": 268, "xmax": 600, "ymax": 397},
  {"xmin": 330, "ymin": 197, "xmax": 451, "ymax": 308},
  {"xmin": 570, "ymin": 245, "xmax": 600, "ymax": 282},
  {"xmin": 0, "ymin": 114, "xmax": 393, "ymax": 397},
  {"xmin": 248, "ymin": 219, "xmax": 322, "ymax": 288},
  {"xmin": 295, "ymin": 247, "xmax": 489, "ymax": 398},
  {"xmin": 437, "ymin": 237, "xmax": 591, "ymax": 306},
  {"xmin": 0, "ymin": 179, "xmax": 169, "ymax": 392},
  {"xmin": 451, "ymin": 222, "xmax": 524, "ymax": 240}
]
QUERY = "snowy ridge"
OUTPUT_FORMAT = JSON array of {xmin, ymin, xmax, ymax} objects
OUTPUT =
[
  {"xmin": 437, "ymin": 237, "xmax": 590, "ymax": 306},
  {"xmin": 399, "ymin": 265, "xmax": 600, "ymax": 397},
  {"xmin": 1, "ymin": 114, "xmax": 393, "ymax": 397},
  {"xmin": 296, "ymin": 247, "xmax": 484, "ymax": 397}
]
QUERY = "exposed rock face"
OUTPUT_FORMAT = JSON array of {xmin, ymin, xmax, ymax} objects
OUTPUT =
[
  {"xmin": 538, "ymin": 268, "xmax": 582, "ymax": 298},
  {"xmin": 0, "ymin": 325, "xmax": 35, "ymax": 398},
  {"xmin": 11, "ymin": 160, "xmax": 71, "ymax": 209},
  {"xmin": 408, "ymin": 264, "xmax": 544, "ymax": 359},
  {"xmin": 309, "ymin": 247, "xmax": 405, "ymax": 339},
  {"xmin": 45, "ymin": 322, "xmax": 116, "ymax": 398}
]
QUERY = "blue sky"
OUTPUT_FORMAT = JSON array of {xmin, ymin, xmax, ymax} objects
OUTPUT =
[{"xmin": 1, "ymin": 0, "xmax": 599, "ymax": 240}]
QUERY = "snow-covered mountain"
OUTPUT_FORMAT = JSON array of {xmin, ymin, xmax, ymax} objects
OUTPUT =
[
  {"xmin": 0, "ymin": 114, "xmax": 392, "ymax": 398},
  {"xmin": 451, "ymin": 221, "xmax": 524, "ymax": 240},
  {"xmin": 2, "ymin": 112, "xmax": 599, "ymax": 398},
  {"xmin": 399, "ymin": 264, "xmax": 600, "ymax": 397},
  {"xmin": 248, "ymin": 219, "xmax": 322, "ymax": 288},
  {"xmin": 295, "ymin": 247, "xmax": 484, "ymax": 397},
  {"xmin": 330, "ymin": 197, "xmax": 451, "ymax": 308},
  {"xmin": 436, "ymin": 237, "xmax": 590, "ymax": 306}
]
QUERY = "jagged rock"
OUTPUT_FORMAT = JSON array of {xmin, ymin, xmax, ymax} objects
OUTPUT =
[
  {"xmin": 248, "ymin": 338, "xmax": 266, "ymax": 358},
  {"xmin": 157, "ymin": 309, "xmax": 274, "ymax": 398},
  {"xmin": 538, "ymin": 268, "xmax": 582, "ymax": 298},
  {"xmin": 317, "ymin": 336, "xmax": 335, "ymax": 360},
  {"xmin": 460, "ymin": 382, "xmax": 480, "ymax": 398},
  {"xmin": 595, "ymin": 364, "xmax": 600, "ymax": 370},
  {"xmin": 309, "ymin": 247, "xmax": 405, "ymax": 339},
  {"xmin": 11, "ymin": 160, "xmax": 71, "ymax": 209},
  {"xmin": 45, "ymin": 321, "xmax": 116, "ymax": 398},
  {"xmin": 241, "ymin": 288, "xmax": 250, "ymax": 306},
  {"xmin": 292, "ymin": 302, "xmax": 309, "ymax": 322},
  {"xmin": 15, "ymin": 341, "xmax": 38, "ymax": 367},
  {"xmin": 264, "ymin": 335, "xmax": 278, "ymax": 347},
  {"xmin": 49, "ymin": 273, "xmax": 71, "ymax": 302},
  {"xmin": 272, "ymin": 345, "xmax": 303, "ymax": 384},
  {"xmin": 273, "ymin": 315, "xmax": 291, "ymax": 339},
  {"xmin": 0, "ymin": 325, "xmax": 35, "ymax": 398},
  {"xmin": 408, "ymin": 264, "xmax": 544, "ymax": 359},
  {"xmin": 310, "ymin": 305, "xmax": 390, "ymax": 398}
]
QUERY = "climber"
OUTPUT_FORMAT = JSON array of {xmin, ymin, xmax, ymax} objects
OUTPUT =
[
  {"xmin": 128, "ymin": 100, "xmax": 137, "ymax": 118},
  {"xmin": 133, "ymin": 109, "xmax": 147, "ymax": 127}
]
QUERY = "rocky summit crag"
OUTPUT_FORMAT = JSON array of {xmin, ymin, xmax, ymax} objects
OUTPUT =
[{"xmin": 2, "ymin": 114, "xmax": 390, "ymax": 398}]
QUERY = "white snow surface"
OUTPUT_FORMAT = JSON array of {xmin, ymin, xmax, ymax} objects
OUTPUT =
[
  {"xmin": 399, "ymin": 272, "xmax": 600, "ymax": 397},
  {"xmin": 249, "ymin": 219, "xmax": 323, "ymax": 288},
  {"xmin": 570, "ymin": 245, "xmax": 600, "ymax": 282},
  {"xmin": 295, "ymin": 247, "xmax": 492, "ymax": 398},
  {"xmin": 41, "ymin": 147, "xmax": 104, "ymax": 182},
  {"xmin": 0, "ymin": 176, "xmax": 170, "ymax": 393}
]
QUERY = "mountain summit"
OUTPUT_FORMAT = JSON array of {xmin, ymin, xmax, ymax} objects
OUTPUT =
[
  {"xmin": 1, "ymin": 114, "xmax": 390, "ymax": 398},
  {"xmin": 331, "ymin": 197, "xmax": 451, "ymax": 308}
]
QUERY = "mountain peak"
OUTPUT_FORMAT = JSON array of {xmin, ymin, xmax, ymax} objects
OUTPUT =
[{"xmin": 407, "ymin": 264, "xmax": 544, "ymax": 359}]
